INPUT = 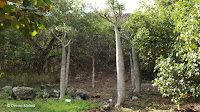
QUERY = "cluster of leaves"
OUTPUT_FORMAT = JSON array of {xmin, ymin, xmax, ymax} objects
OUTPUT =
[
  {"xmin": 126, "ymin": 5, "xmax": 177, "ymax": 77},
  {"xmin": 153, "ymin": 0, "xmax": 200, "ymax": 105},
  {"xmin": 0, "ymin": 0, "xmax": 52, "ymax": 41},
  {"xmin": 0, "ymin": 0, "xmax": 52, "ymax": 74}
]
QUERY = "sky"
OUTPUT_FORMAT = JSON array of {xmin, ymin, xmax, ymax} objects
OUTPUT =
[{"xmin": 86, "ymin": 0, "xmax": 141, "ymax": 13}]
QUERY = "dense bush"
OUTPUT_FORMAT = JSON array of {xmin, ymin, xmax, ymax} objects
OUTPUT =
[
  {"xmin": 153, "ymin": 0, "xmax": 200, "ymax": 106},
  {"xmin": 126, "ymin": 6, "xmax": 177, "ymax": 78}
]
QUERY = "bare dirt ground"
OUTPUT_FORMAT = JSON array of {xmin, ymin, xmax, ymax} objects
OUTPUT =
[{"xmin": 68, "ymin": 71, "xmax": 200, "ymax": 112}]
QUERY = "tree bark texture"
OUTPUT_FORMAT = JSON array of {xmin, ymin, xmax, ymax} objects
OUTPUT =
[
  {"xmin": 114, "ymin": 24, "xmax": 126, "ymax": 107},
  {"xmin": 59, "ymin": 44, "xmax": 67, "ymax": 99},
  {"xmin": 51, "ymin": 30, "xmax": 71, "ymax": 99},
  {"xmin": 130, "ymin": 54, "xmax": 135, "ymax": 89},
  {"xmin": 92, "ymin": 55, "xmax": 95, "ymax": 88},
  {"xmin": 131, "ymin": 45, "xmax": 141, "ymax": 93},
  {"xmin": 65, "ymin": 44, "xmax": 71, "ymax": 90}
]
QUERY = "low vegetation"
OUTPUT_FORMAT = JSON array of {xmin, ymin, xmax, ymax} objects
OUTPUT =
[{"xmin": 0, "ymin": 97, "xmax": 99, "ymax": 112}]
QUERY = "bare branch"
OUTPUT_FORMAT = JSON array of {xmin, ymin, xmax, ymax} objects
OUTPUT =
[
  {"xmin": 51, "ymin": 29, "xmax": 62, "ymax": 43},
  {"xmin": 99, "ymin": 13, "xmax": 115, "ymax": 24},
  {"xmin": 121, "ymin": 30, "xmax": 134, "ymax": 46},
  {"xmin": 64, "ymin": 39, "xmax": 72, "ymax": 48},
  {"xmin": 43, "ymin": 36, "xmax": 57, "ymax": 56},
  {"xmin": 63, "ymin": 32, "xmax": 67, "ymax": 40}
]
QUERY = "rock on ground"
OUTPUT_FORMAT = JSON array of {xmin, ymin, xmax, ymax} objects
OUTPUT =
[
  {"xmin": 12, "ymin": 87, "xmax": 36, "ymax": 100},
  {"xmin": 76, "ymin": 89, "xmax": 89, "ymax": 100},
  {"xmin": 66, "ymin": 88, "xmax": 77, "ymax": 98},
  {"xmin": 66, "ymin": 88, "xmax": 89, "ymax": 100}
]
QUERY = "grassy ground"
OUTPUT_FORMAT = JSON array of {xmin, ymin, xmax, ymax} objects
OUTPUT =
[
  {"xmin": 0, "ymin": 72, "xmax": 199, "ymax": 111},
  {"xmin": 0, "ymin": 97, "xmax": 99, "ymax": 112}
]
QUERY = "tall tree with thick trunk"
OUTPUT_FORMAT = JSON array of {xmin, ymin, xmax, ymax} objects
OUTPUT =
[
  {"xmin": 65, "ymin": 43, "xmax": 71, "ymax": 89},
  {"xmin": 51, "ymin": 29, "xmax": 71, "ymax": 99},
  {"xmin": 123, "ymin": 32, "xmax": 141, "ymax": 93},
  {"xmin": 114, "ymin": 24, "xmax": 126, "ymax": 106},
  {"xmin": 100, "ymin": 0, "xmax": 126, "ymax": 107},
  {"xmin": 131, "ymin": 45, "xmax": 141, "ymax": 93},
  {"xmin": 60, "ymin": 43, "xmax": 67, "ymax": 99}
]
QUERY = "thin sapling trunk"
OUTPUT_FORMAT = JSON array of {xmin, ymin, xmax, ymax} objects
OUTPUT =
[
  {"xmin": 92, "ymin": 55, "xmax": 95, "ymax": 88},
  {"xmin": 130, "ymin": 54, "xmax": 135, "ymax": 89}
]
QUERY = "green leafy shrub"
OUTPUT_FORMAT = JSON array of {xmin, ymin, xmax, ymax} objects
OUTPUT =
[
  {"xmin": 126, "ymin": 6, "xmax": 177, "ymax": 78},
  {"xmin": 153, "ymin": 0, "xmax": 200, "ymax": 106},
  {"xmin": 153, "ymin": 55, "xmax": 200, "ymax": 105}
]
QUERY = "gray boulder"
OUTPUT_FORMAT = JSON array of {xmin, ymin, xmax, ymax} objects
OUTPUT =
[
  {"xmin": 12, "ymin": 87, "xmax": 36, "ymax": 100},
  {"xmin": 66, "ymin": 88, "xmax": 89, "ymax": 100},
  {"xmin": 66, "ymin": 88, "xmax": 77, "ymax": 98},
  {"xmin": 76, "ymin": 89, "xmax": 89, "ymax": 100}
]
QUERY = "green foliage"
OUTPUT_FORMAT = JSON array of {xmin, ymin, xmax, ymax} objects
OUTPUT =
[
  {"xmin": 47, "ymin": 0, "xmax": 82, "ymax": 28},
  {"xmin": 126, "ymin": 4, "xmax": 177, "ymax": 77},
  {"xmin": 0, "ymin": 66, "xmax": 3, "ymax": 78},
  {"xmin": 0, "ymin": 29, "xmax": 39, "ymax": 73},
  {"xmin": 0, "ymin": 0, "xmax": 116, "ymax": 77},
  {"xmin": 0, "ymin": 87, "xmax": 12, "ymax": 99},
  {"xmin": 106, "ymin": 0, "xmax": 125, "ymax": 11},
  {"xmin": 126, "ymin": 0, "xmax": 200, "ymax": 106},
  {"xmin": 0, "ymin": 0, "xmax": 52, "ymax": 42},
  {"xmin": 0, "ymin": 98, "xmax": 99, "ymax": 112},
  {"xmin": 153, "ymin": 0, "xmax": 200, "ymax": 106}
]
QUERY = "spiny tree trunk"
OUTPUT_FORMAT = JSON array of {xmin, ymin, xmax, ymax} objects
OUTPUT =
[
  {"xmin": 131, "ymin": 45, "xmax": 141, "ymax": 93},
  {"xmin": 114, "ymin": 24, "xmax": 126, "ymax": 107},
  {"xmin": 92, "ymin": 55, "xmax": 95, "ymax": 88},
  {"xmin": 65, "ymin": 43, "xmax": 71, "ymax": 90},
  {"xmin": 130, "ymin": 54, "xmax": 135, "ymax": 89},
  {"xmin": 60, "ymin": 43, "xmax": 67, "ymax": 99}
]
